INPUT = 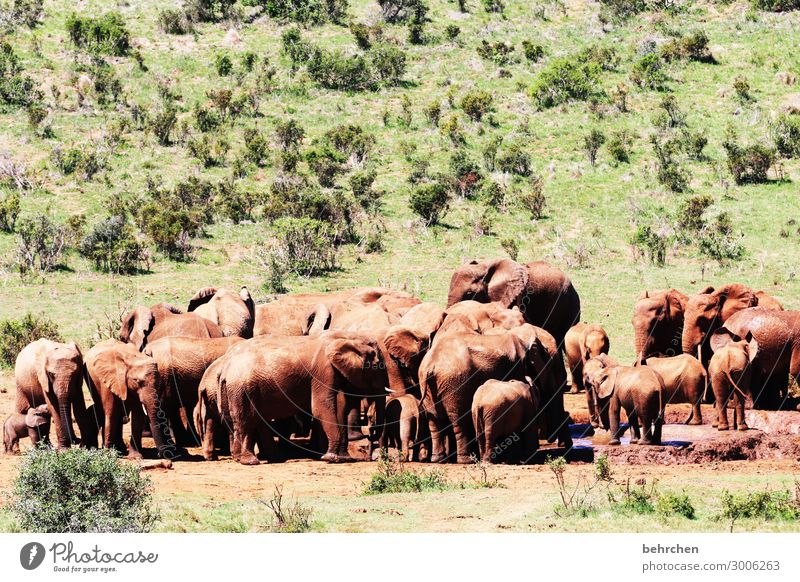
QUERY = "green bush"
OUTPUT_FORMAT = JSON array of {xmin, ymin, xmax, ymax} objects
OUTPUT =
[
  {"xmin": 677, "ymin": 194, "xmax": 713, "ymax": 233},
  {"xmin": 722, "ymin": 132, "xmax": 775, "ymax": 185},
  {"xmin": 51, "ymin": 146, "xmax": 104, "ymax": 180},
  {"xmin": 248, "ymin": 0, "xmax": 349, "ymax": 25},
  {"xmin": 517, "ymin": 176, "xmax": 546, "ymax": 219},
  {"xmin": 193, "ymin": 104, "xmax": 222, "ymax": 133},
  {"xmin": 369, "ymin": 44, "xmax": 407, "ymax": 86},
  {"xmin": 243, "ymin": 128, "xmax": 270, "ymax": 166},
  {"xmin": 720, "ymin": 488, "xmax": 800, "ymax": 524},
  {"xmin": 364, "ymin": 451, "xmax": 449, "ymax": 494},
  {"xmin": 15, "ymin": 214, "xmax": 68, "ymax": 274},
  {"xmin": 305, "ymin": 145, "xmax": 346, "ymax": 187},
  {"xmin": 772, "ymin": 114, "xmax": 800, "ymax": 158},
  {"xmin": 0, "ymin": 41, "xmax": 39, "ymax": 107},
  {"xmin": 599, "ymin": 0, "xmax": 647, "ymax": 20},
  {"xmin": 257, "ymin": 217, "xmax": 339, "ymax": 288},
  {"xmin": 699, "ymin": 212, "xmax": 745, "ymax": 263},
  {"xmin": 215, "ymin": 53, "xmax": 233, "ymax": 76},
  {"xmin": 630, "ymin": 53, "xmax": 667, "ymax": 90},
  {"xmin": 350, "ymin": 169, "xmax": 382, "ymax": 213},
  {"xmin": 281, "ymin": 26, "xmax": 314, "ymax": 66},
  {"xmin": 449, "ymin": 149, "xmax": 483, "ymax": 198},
  {"xmin": 476, "ymin": 40, "xmax": 516, "ymax": 65},
  {"xmin": 497, "ymin": 142, "xmax": 532, "ymax": 176},
  {"xmin": 65, "ymin": 13, "xmax": 130, "ymax": 56},
  {"xmin": 607, "ymin": 130, "xmax": 632, "ymax": 163},
  {"xmin": 0, "ymin": 190, "xmax": 21, "ymax": 232},
  {"xmin": 584, "ymin": 128, "xmax": 606, "ymax": 166},
  {"xmin": 275, "ymin": 118, "xmax": 305, "ymax": 151},
  {"xmin": 530, "ymin": 57, "xmax": 600, "ymax": 108},
  {"xmin": 157, "ymin": 8, "xmax": 194, "ymax": 34},
  {"xmin": 409, "ymin": 181, "xmax": 450, "ymax": 224},
  {"xmin": 657, "ymin": 492, "xmax": 696, "ymax": 519},
  {"xmin": 661, "ymin": 31, "xmax": 715, "ymax": 63},
  {"xmin": 651, "ymin": 135, "xmax": 690, "ymax": 193},
  {"xmin": 260, "ymin": 485, "xmax": 314, "ymax": 533},
  {"xmin": 461, "ymin": 89, "xmax": 494, "ymax": 122},
  {"xmin": 307, "ymin": 48, "xmax": 376, "ymax": 91},
  {"xmin": 187, "ymin": 133, "xmax": 230, "ymax": 168},
  {"xmin": 79, "ymin": 216, "xmax": 147, "ymax": 274},
  {"xmin": 4, "ymin": 0, "xmax": 45, "ymax": 28},
  {"xmin": 0, "ymin": 313, "xmax": 61, "ymax": 367},
  {"xmin": 577, "ymin": 44, "xmax": 620, "ymax": 71},
  {"xmin": 184, "ymin": 0, "xmax": 238, "ymax": 23},
  {"xmin": 522, "ymin": 40, "xmax": 544, "ymax": 63},
  {"xmin": 9, "ymin": 447, "xmax": 158, "ymax": 533},
  {"xmin": 148, "ymin": 102, "xmax": 177, "ymax": 146},
  {"xmin": 323, "ymin": 124, "xmax": 375, "ymax": 163},
  {"xmin": 631, "ymin": 223, "xmax": 668, "ymax": 266},
  {"xmin": 445, "ymin": 24, "xmax": 461, "ymax": 41},
  {"xmin": 750, "ymin": 0, "xmax": 800, "ymax": 11},
  {"xmin": 377, "ymin": 0, "xmax": 427, "ymax": 23},
  {"xmin": 214, "ymin": 179, "xmax": 258, "ymax": 224}
]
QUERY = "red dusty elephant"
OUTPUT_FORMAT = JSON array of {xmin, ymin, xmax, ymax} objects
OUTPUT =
[
  {"xmin": 632, "ymin": 288, "xmax": 688, "ymax": 360},
  {"xmin": 120, "ymin": 303, "xmax": 223, "ymax": 351}
]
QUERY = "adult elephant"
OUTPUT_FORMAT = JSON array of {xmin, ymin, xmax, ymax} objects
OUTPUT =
[
  {"xmin": 15, "ymin": 339, "xmax": 96, "ymax": 450},
  {"xmin": 446, "ymin": 259, "xmax": 580, "ymax": 347},
  {"xmin": 682, "ymin": 284, "xmax": 782, "ymax": 366},
  {"xmin": 120, "ymin": 303, "xmax": 223, "ymax": 351},
  {"xmin": 219, "ymin": 332, "xmax": 395, "ymax": 465},
  {"xmin": 144, "ymin": 336, "xmax": 244, "ymax": 446},
  {"xmin": 632, "ymin": 289, "xmax": 688, "ymax": 360},
  {"xmin": 419, "ymin": 322, "xmax": 569, "ymax": 464},
  {"xmin": 85, "ymin": 340, "xmax": 174, "ymax": 459},
  {"xmin": 713, "ymin": 308, "xmax": 800, "ymax": 409},
  {"xmin": 188, "ymin": 286, "xmax": 255, "ymax": 338},
  {"xmin": 253, "ymin": 287, "xmax": 418, "ymax": 336}
]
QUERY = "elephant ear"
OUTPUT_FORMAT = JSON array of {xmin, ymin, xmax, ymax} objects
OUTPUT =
[
  {"xmin": 384, "ymin": 326, "xmax": 429, "ymax": 366},
  {"xmin": 666, "ymin": 289, "xmax": 689, "ymax": 315},
  {"xmin": 305, "ymin": 303, "xmax": 332, "ymax": 336},
  {"xmin": 188, "ymin": 287, "xmax": 219, "ymax": 312},
  {"xmin": 486, "ymin": 259, "xmax": 529, "ymax": 307},
  {"xmin": 715, "ymin": 284, "xmax": 757, "ymax": 321},
  {"xmin": 95, "ymin": 348, "xmax": 129, "ymax": 401},
  {"xmin": 25, "ymin": 409, "xmax": 49, "ymax": 428},
  {"xmin": 697, "ymin": 285, "xmax": 715, "ymax": 294},
  {"xmin": 709, "ymin": 328, "xmax": 739, "ymax": 353},
  {"xmin": 121, "ymin": 306, "xmax": 154, "ymax": 351},
  {"xmin": 596, "ymin": 367, "xmax": 618, "ymax": 400},
  {"xmin": 324, "ymin": 335, "xmax": 378, "ymax": 387},
  {"xmin": 240, "ymin": 286, "xmax": 255, "ymax": 317}
]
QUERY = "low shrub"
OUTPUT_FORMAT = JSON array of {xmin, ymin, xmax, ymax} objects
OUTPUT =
[
  {"xmin": 610, "ymin": 478, "xmax": 657, "ymax": 514},
  {"xmin": 307, "ymin": 48, "xmax": 376, "ymax": 91},
  {"xmin": 65, "ymin": 12, "xmax": 130, "ymax": 56},
  {"xmin": 584, "ymin": 128, "xmax": 606, "ymax": 166},
  {"xmin": 3, "ymin": 0, "xmax": 45, "ymax": 28},
  {"xmin": 631, "ymin": 223, "xmax": 668, "ymax": 266},
  {"xmin": 719, "ymin": 487, "xmax": 800, "ymax": 532},
  {"xmin": 607, "ymin": 130, "xmax": 632, "ymax": 164},
  {"xmin": 0, "ymin": 313, "xmax": 61, "ymax": 367},
  {"xmin": 722, "ymin": 131, "xmax": 775, "ymax": 185},
  {"xmin": 281, "ymin": 26, "xmax": 314, "ymax": 67},
  {"xmin": 449, "ymin": 149, "xmax": 483, "ymax": 198},
  {"xmin": 323, "ymin": 124, "xmax": 375, "ymax": 164},
  {"xmin": 657, "ymin": 492, "xmax": 696, "ymax": 519},
  {"xmin": 350, "ymin": 169, "xmax": 382, "ymax": 213},
  {"xmin": 661, "ymin": 31, "xmax": 715, "ymax": 63},
  {"xmin": 530, "ymin": 57, "xmax": 600, "ymax": 108},
  {"xmin": 517, "ymin": 176, "xmax": 546, "ymax": 219},
  {"xmin": 476, "ymin": 40, "xmax": 516, "ymax": 66},
  {"xmin": 677, "ymin": 194, "xmax": 713, "ymax": 233},
  {"xmin": 0, "ymin": 41, "xmax": 39, "ymax": 107},
  {"xmin": 184, "ymin": 0, "xmax": 238, "ymax": 23},
  {"xmin": 497, "ymin": 142, "xmax": 532, "ymax": 176},
  {"xmin": 214, "ymin": 179, "xmax": 258, "ymax": 224},
  {"xmin": 148, "ymin": 102, "xmax": 177, "ymax": 146},
  {"xmin": 193, "ymin": 104, "xmax": 222, "ymax": 133},
  {"xmin": 215, "ymin": 53, "xmax": 233, "ymax": 76},
  {"xmin": 51, "ymin": 146, "xmax": 105, "ymax": 180},
  {"xmin": 187, "ymin": 133, "xmax": 230, "ymax": 168},
  {"xmin": 369, "ymin": 44, "xmax": 407, "ymax": 86},
  {"xmin": 377, "ymin": 0, "xmax": 427, "ymax": 24},
  {"xmin": 598, "ymin": 0, "xmax": 647, "ymax": 20},
  {"xmin": 445, "ymin": 24, "xmax": 461, "ymax": 41},
  {"xmin": 364, "ymin": 450, "xmax": 449, "ymax": 494},
  {"xmin": 699, "ymin": 212, "xmax": 746, "ymax": 263},
  {"xmin": 578, "ymin": 44, "xmax": 620, "ymax": 71},
  {"xmin": 483, "ymin": 0, "xmax": 505, "ymax": 14},
  {"xmin": 9, "ymin": 447, "xmax": 158, "ymax": 533},
  {"xmin": 260, "ymin": 484, "xmax": 313, "ymax": 533},
  {"xmin": 0, "ymin": 190, "xmax": 21, "ymax": 232},
  {"xmin": 157, "ymin": 9, "xmax": 194, "ymax": 34},
  {"xmin": 249, "ymin": 0, "xmax": 349, "ymax": 25},
  {"xmin": 242, "ymin": 128, "xmax": 269, "ymax": 166},
  {"xmin": 15, "ymin": 214, "xmax": 68, "ymax": 274},
  {"xmin": 79, "ymin": 216, "xmax": 148, "ymax": 274},
  {"xmin": 750, "ymin": 1, "xmax": 800, "ymax": 11},
  {"xmin": 772, "ymin": 114, "xmax": 800, "ymax": 158},
  {"xmin": 522, "ymin": 40, "xmax": 544, "ymax": 63},
  {"xmin": 305, "ymin": 145, "xmax": 346, "ymax": 188},
  {"xmin": 651, "ymin": 135, "xmax": 690, "ymax": 193},
  {"xmin": 630, "ymin": 53, "xmax": 667, "ymax": 90},
  {"xmin": 733, "ymin": 76, "xmax": 752, "ymax": 102},
  {"xmin": 409, "ymin": 180, "xmax": 450, "ymax": 224},
  {"xmin": 461, "ymin": 89, "xmax": 494, "ymax": 122},
  {"xmin": 275, "ymin": 118, "xmax": 305, "ymax": 152},
  {"xmin": 439, "ymin": 114, "xmax": 465, "ymax": 146}
]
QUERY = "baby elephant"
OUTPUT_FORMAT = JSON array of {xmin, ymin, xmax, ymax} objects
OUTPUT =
[
  {"xmin": 644, "ymin": 354, "xmax": 707, "ymax": 425},
  {"xmin": 472, "ymin": 379, "xmax": 541, "ymax": 463},
  {"xmin": 708, "ymin": 332, "xmax": 758, "ymax": 431},
  {"xmin": 380, "ymin": 394, "xmax": 428, "ymax": 462},
  {"xmin": 4, "ymin": 404, "xmax": 51, "ymax": 454},
  {"xmin": 584, "ymin": 355, "xmax": 665, "ymax": 446},
  {"xmin": 564, "ymin": 323, "xmax": 610, "ymax": 424}
]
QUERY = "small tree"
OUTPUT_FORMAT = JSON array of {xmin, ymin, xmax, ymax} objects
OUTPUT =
[
  {"xmin": 15, "ymin": 214, "xmax": 67, "ymax": 274},
  {"xmin": 409, "ymin": 181, "xmax": 450, "ymax": 224},
  {"xmin": 461, "ymin": 89, "xmax": 494, "ymax": 122},
  {"xmin": 584, "ymin": 129, "xmax": 606, "ymax": 166},
  {"xmin": 0, "ymin": 313, "xmax": 61, "ymax": 367}
]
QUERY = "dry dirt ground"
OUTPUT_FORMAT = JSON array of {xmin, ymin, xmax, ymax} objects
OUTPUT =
[{"xmin": 2, "ymin": 374, "xmax": 800, "ymax": 532}]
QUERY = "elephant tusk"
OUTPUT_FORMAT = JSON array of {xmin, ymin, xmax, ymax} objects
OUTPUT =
[{"xmin": 385, "ymin": 387, "xmax": 396, "ymax": 393}]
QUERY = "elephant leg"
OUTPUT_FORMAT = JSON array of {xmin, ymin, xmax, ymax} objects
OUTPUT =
[
  {"xmin": 202, "ymin": 416, "xmax": 217, "ymax": 461},
  {"xmin": 256, "ymin": 423, "xmax": 274, "ymax": 462},
  {"xmin": 688, "ymin": 396, "xmax": 703, "ymax": 426},
  {"xmin": 640, "ymin": 415, "xmax": 654, "ymax": 445},
  {"xmin": 628, "ymin": 410, "xmax": 641, "ymax": 444},
  {"xmin": 569, "ymin": 363, "xmax": 583, "ymax": 394},
  {"xmin": 716, "ymin": 389, "xmax": 730, "ymax": 431},
  {"xmin": 608, "ymin": 399, "xmax": 622, "ymax": 445},
  {"xmin": 653, "ymin": 417, "xmax": 663, "ymax": 444},
  {"xmin": 427, "ymin": 413, "xmax": 448, "ymax": 463},
  {"xmin": 347, "ymin": 407, "xmax": 364, "ymax": 441},
  {"xmin": 479, "ymin": 420, "xmax": 494, "ymax": 463},
  {"xmin": 735, "ymin": 392, "xmax": 748, "ymax": 431},
  {"xmin": 452, "ymin": 415, "xmax": 475, "ymax": 464},
  {"xmin": 230, "ymin": 402, "xmax": 258, "ymax": 465},
  {"xmin": 399, "ymin": 419, "xmax": 413, "ymax": 462},
  {"xmin": 27, "ymin": 428, "xmax": 40, "ymax": 448},
  {"xmin": 522, "ymin": 422, "xmax": 540, "ymax": 464},
  {"xmin": 316, "ymin": 388, "xmax": 352, "ymax": 463},
  {"xmin": 239, "ymin": 432, "xmax": 260, "ymax": 465},
  {"xmin": 128, "ymin": 401, "xmax": 145, "ymax": 460}
]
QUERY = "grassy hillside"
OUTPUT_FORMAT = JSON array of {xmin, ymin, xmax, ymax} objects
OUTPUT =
[{"xmin": 1, "ymin": 0, "xmax": 799, "ymax": 363}]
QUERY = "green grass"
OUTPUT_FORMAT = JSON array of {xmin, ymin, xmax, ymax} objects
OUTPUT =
[{"xmin": 0, "ymin": 1, "xmax": 798, "ymax": 357}]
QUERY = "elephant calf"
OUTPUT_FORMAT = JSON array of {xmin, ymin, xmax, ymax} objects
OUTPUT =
[
  {"xmin": 4, "ymin": 405, "xmax": 51, "ymax": 454},
  {"xmin": 472, "ymin": 379, "xmax": 541, "ymax": 463},
  {"xmin": 584, "ymin": 355, "xmax": 665, "ymax": 446},
  {"xmin": 644, "ymin": 354, "xmax": 707, "ymax": 425},
  {"xmin": 564, "ymin": 322, "xmax": 610, "ymax": 426},
  {"xmin": 379, "ymin": 394, "xmax": 428, "ymax": 462},
  {"xmin": 708, "ymin": 333, "xmax": 758, "ymax": 431}
]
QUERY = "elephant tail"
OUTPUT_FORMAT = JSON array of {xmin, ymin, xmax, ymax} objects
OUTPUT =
[
  {"xmin": 419, "ymin": 367, "xmax": 435, "ymax": 411},
  {"xmin": 193, "ymin": 394, "xmax": 205, "ymax": 438},
  {"xmin": 473, "ymin": 406, "xmax": 484, "ymax": 457},
  {"xmin": 724, "ymin": 358, "xmax": 749, "ymax": 401}
]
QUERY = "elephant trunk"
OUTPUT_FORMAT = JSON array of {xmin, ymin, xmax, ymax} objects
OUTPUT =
[
  {"xmin": 634, "ymin": 328, "xmax": 652, "ymax": 360},
  {"xmin": 55, "ymin": 392, "xmax": 75, "ymax": 450},
  {"xmin": 140, "ymin": 387, "xmax": 173, "ymax": 459}
]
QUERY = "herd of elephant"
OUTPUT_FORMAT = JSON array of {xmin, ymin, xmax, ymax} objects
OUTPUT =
[{"xmin": 4, "ymin": 257, "xmax": 799, "ymax": 466}]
